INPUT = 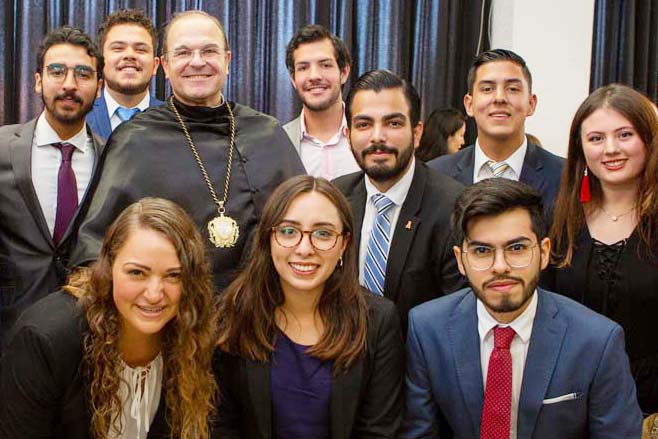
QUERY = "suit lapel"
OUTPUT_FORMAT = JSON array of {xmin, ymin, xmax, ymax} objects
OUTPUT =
[
  {"xmin": 331, "ymin": 359, "xmax": 363, "ymax": 439},
  {"xmin": 9, "ymin": 120, "xmax": 53, "ymax": 246},
  {"xmin": 345, "ymin": 176, "xmax": 367, "ymax": 261},
  {"xmin": 517, "ymin": 289, "xmax": 567, "ymax": 438},
  {"xmin": 518, "ymin": 143, "xmax": 544, "ymax": 191},
  {"xmin": 383, "ymin": 162, "xmax": 425, "ymax": 300},
  {"xmin": 453, "ymin": 146, "xmax": 475, "ymax": 185},
  {"xmin": 449, "ymin": 292, "xmax": 484, "ymax": 437},
  {"xmin": 246, "ymin": 359, "xmax": 272, "ymax": 439}
]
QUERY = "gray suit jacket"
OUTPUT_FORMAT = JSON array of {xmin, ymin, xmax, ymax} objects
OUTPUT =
[
  {"xmin": 0, "ymin": 119, "xmax": 104, "ymax": 341},
  {"xmin": 282, "ymin": 113, "xmax": 302, "ymax": 155}
]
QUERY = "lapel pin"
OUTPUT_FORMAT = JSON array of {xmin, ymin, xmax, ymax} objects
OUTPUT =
[{"xmin": 405, "ymin": 220, "xmax": 412, "ymax": 230}]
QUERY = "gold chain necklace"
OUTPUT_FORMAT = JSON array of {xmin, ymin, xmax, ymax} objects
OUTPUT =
[
  {"xmin": 600, "ymin": 205, "xmax": 636, "ymax": 222},
  {"xmin": 169, "ymin": 96, "xmax": 239, "ymax": 248}
]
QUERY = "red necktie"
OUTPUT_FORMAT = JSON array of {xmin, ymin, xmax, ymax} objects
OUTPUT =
[
  {"xmin": 480, "ymin": 326, "xmax": 516, "ymax": 439},
  {"xmin": 52, "ymin": 142, "xmax": 78, "ymax": 245}
]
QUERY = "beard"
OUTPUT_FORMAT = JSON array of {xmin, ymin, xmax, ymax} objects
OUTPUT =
[
  {"xmin": 104, "ymin": 75, "xmax": 150, "ymax": 96},
  {"xmin": 42, "ymin": 90, "xmax": 94, "ymax": 125},
  {"xmin": 354, "ymin": 142, "xmax": 415, "ymax": 183},
  {"xmin": 471, "ymin": 269, "xmax": 539, "ymax": 314}
]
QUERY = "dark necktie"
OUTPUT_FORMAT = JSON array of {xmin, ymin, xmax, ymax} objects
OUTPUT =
[
  {"xmin": 116, "ymin": 106, "xmax": 140, "ymax": 122},
  {"xmin": 480, "ymin": 326, "xmax": 516, "ymax": 439},
  {"xmin": 52, "ymin": 142, "xmax": 78, "ymax": 245}
]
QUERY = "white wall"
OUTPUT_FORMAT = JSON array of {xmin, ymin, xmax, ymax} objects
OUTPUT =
[{"xmin": 490, "ymin": 0, "xmax": 596, "ymax": 157}]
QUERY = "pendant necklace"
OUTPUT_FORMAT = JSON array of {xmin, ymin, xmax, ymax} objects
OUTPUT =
[
  {"xmin": 600, "ymin": 205, "xmax": 636, "ymax": 222},
  {"xmin": 170, "ymin": 96, "xmax": 240, "ymax": 248}
]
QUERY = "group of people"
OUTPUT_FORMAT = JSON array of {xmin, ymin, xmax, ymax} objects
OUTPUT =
[{"xmin": 0, "ymin": 6, "xmax": 657, "ymax": 439}]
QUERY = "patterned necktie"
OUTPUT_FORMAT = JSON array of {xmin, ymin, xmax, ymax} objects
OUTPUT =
[
  {"xmin": 480, "ymin": 326, "xmax": 516, "ymax": 439},
  {"xmin": 116, "ymin": 106, "xmax": 140, "ymax": 122},
  {"xmin": 487, "ymin": 160, "xmax": 509, "ymax": 178},
  {"xmin": 363, "ymin": 194, "xmax": 394, "ymax": 295},
  {"xmin": 52, "ymin": 142, "xmax": 78, "ymax": 245}
]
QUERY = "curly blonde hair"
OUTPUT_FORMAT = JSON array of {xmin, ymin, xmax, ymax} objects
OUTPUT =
[{"xmin": 65, "ymin": 197, "xmax": 218, "ymax": 439}]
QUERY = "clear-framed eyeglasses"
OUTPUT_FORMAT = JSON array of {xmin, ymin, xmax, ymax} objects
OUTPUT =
[
  {"xmin": 461, "ymin": 239, "xmax": 538, "ymax": 271},
  {"xmin": 45, "ymin": 63, "xmax": 97, "ymax": 82},
  {"xmin": 271, "ymin": 225, "xmax": 344, "ymax": 251},
  {"xmin": 168, "ymin": 47, "xmax": 226, "ymax": 62}
]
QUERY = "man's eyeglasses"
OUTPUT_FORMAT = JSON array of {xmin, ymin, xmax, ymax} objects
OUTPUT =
[
  {"xmin": 461, "ymin": 240, "xmax": 538, "ymax": 271},
  {"xmin": 168, "ymin": 47, "xmax": 225, "ymax": 62},
  {"xmin": 272, "ymin": 225, "xmax": 344, "ymax": 251},
  {"xmin": 45, "ymin": 64, "xmax": 97, "ymax": 82}
]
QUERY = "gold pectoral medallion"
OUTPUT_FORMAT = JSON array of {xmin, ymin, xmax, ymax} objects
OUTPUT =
[{"xmin": 208, "ymin": 213, "xmax": 239, "ymax": 248}]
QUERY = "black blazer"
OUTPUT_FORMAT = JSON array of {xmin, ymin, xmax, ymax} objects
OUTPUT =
[
  {"xmin": 0, "ymin": 291, "xmax": 171, "ymax": 439},
  {"xmin": 0, "ymin": 120, "xmax": 104, "ymax": 342},
  {"xmin": 213, "ymin": 293, "xmax": 404, "ymax": 439},
  {"xmin": 332, "ymin": 161, "xmax": 466, "ymax": 332},
  {"xmin": 426, "ymin": 142, "xmax": 564, "ymax": 210}
]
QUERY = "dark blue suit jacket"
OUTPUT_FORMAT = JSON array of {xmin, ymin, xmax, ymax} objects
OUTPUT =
[
  {"xmin": 401, "ymin": 288, "xmax": 642, "ymax": 439},
  {"xmin": 427, "ymin": 143, "xmax": 564, "ymax": 210},
  {"xmin": 85, "ymin": 88, "xmax": 163, "ymax": 141}
]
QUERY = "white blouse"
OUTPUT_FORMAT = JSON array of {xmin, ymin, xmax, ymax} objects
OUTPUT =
[{"xmin": 108, "ymin": 353, "xmax": 163, "ymax": 439}]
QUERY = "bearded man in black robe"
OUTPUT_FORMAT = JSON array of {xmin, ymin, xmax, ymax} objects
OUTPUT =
[{"xmin": 72, "ymin": 10, "xmax": 304, "ymax": 288}]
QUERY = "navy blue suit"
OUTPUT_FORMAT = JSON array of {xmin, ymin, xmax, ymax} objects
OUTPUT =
[
  {"xmin": 401, "ymin": 288, "xmax": 642, "ymax": 439},
  {"xmin": 427, "ymin": 143, "xmax": 564, "ymax": 210},
  {"xmin": 85, "ymin": 88, "xmax": 163, "ymax": 141}
]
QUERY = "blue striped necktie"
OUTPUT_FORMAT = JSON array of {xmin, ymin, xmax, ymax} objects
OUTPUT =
[
  {"xmin": 363, "ymin": 194, "xmax": 394, "ymax": 295},
  {"xmin": 487, "ymin": 160, "xmax": 509, "ymax": 177}
]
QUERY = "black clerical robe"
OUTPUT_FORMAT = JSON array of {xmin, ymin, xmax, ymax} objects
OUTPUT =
[{"xmin": 72, "ymin": 100, "xmax": 304, "ymax": 289}]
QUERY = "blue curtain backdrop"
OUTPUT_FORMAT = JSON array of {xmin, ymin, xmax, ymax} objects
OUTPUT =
[
  {"xmin": 0, "ymin": 0, "xmax": 487, "ymax": 128},
  {"xmin": 590, "ymin": 0, "xmax": 658, "ymax": 101}
]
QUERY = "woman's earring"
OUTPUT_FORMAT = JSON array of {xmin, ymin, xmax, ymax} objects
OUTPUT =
[
  {"xmin": 338, "ymin": 256, "xmax": 344, "ymax": 267},
  {"xmin": 580, "ymin": 165, "xmax": 591, "ymax": 203}
]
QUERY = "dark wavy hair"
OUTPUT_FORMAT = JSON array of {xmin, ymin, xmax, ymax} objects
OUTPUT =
[
  {"xmin": 36, "ymin": 26, "xmax": 104, "ymax": 78},
  {"xmin": 285, "ymin": 24, "xmax": 351, "ymax": 76},
  {"xmin": 65, "ymin": 197, "xmax": 217, "ymax": 439},
  {"xmin": 416, "ymin": 108, "xmax": 466, "ymax": 161},
  {"xmin": 216, "ymin": 176, "xmax": 367, "ymax": 372},
  {"xmin": 98, "ymin": 8, "xmax": 158, "ymax": 54},
  {"xmin": 550, "ymin": 84, "xmax": 658, "ymax": 266}
]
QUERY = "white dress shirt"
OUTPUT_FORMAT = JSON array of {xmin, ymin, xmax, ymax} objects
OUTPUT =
[
  {"xmin": 298, "ymin": 106, "xmax": 360, "ymax": 180},
  {"xmin": 473, "ymin": 137, "xmax": 527, "ymax": 183},
  {"xmin": 477, "ymin": 291, "xmax": 538, "ymax": 439},
  {"xmin": 31, "ymin": 113, "xmax": 95, "ymax": 236},
  {"xmin": 105, "ymin": 88, "xmax": 152, "ymax": 132},
  {"xmin": 358, "ymin": 159, "xmax": 416, "ymax": 285}
]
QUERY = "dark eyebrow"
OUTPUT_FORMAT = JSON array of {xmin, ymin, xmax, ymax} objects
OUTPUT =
[
  {"xmin": 123, "ymin": 262, "xmax": 150, "ymax": 270},
  {"xmin": 352, "ymin": 115, "xmax": 374, "ymax": 122},
  {"xmin": 382, "ymin": 113, "xmax": 407, "ymax": 121},
  {"xmin": 278, "ymin": 220, "xmax": 339, "ymax": 229},
  {"xmin": 467, "ymin": 236, "xmax": 533, "ymax": 247}
]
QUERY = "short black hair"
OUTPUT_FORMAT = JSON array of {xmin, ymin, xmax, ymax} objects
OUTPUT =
[
  {"xmin": 451, "ymin": 179, "xmax": 546, "ymax": 246},
  {"xmin": 345, "ymin": 69, "xmax": 421, "ymax": 127},
  {"xmin": 466, "ymin": 48, "xmax": 532, "ymax": 94},
  {"xmin": 36, "ymin": 26, "xmax": 103, "ymax": 78},
  {"xmin": 98, "ymin": 9, "xmax": 158, "ymax": 54},
  {"xmin": 285, "ymin": 24, "xmax": 351, "ymax": 75}
]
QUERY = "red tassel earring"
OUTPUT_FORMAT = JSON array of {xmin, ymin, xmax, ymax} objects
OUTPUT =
[{"xmin": 580, "ymin": 166, "xmax": 591, "ymax": 203}]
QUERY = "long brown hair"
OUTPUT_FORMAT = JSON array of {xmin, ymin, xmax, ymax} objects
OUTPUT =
[
  {"xmin": 65, "ymin": 197, "xmax": 217, "ymax": 439},
  {"xmin": 550, "ymin": 84, "xmax": 658, "ymax": 266},
  {"xmin": 216, "ymin": 176, "xmax": 367, "ymax": 371}
]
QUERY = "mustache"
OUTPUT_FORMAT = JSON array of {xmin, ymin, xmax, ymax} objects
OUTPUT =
[
  {"xmin": 483, "ymin": 275, "xmax": 525, "ymax": 288},
  {"xmin": 361, "ymin": 143, "xmax": 397, "ymax": 157},
  {"xmin": 55, "ymin": 92, "xmax": 83, "ymax": 104}
]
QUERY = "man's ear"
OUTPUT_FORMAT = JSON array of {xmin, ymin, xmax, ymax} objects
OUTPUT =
[
  {"xmin": 464, "ymin": 93, "xmax": 474, "ymax": 117},
  {"xmin": 413, "ymin": 122, "xmax": 424, "ymax": 150},
  {"xmin": 453, "ymin": 245, "xmax": 467, "ymax": 276},
  {"xmin": 339, "ymin": 63, "xmax": 351, "ymax": 86},
  {"xmin": 539, "ymin": 236, "xmax": 551, "ymax": 270}
]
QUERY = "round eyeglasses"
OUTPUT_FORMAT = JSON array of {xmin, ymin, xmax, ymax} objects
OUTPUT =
[
  {"xmin": 461, "ymin": 240, "xmax": 538, "ymax": 271},
  {"xmin": 45, "ymin": 63, "xmax": 97, "ymax": 82},
  {"xmin": 271, "ymin": 225, "xmax": 344, "ymax": 251}
]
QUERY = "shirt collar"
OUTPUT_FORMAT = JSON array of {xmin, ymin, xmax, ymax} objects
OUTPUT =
[
  {"xmin": 474, "ymin": 136, "xmax": 528, "ymax": 178},
  {"xmin": 364, "ymin": 157, "xmax": 416, "ymax": 207},
  {"xmin": 34, "ymin": 112, "xmax": 89, "ymax": 152},
  {"xmin": 105, "ymin": 87, "xmax": 151, "ymax": 118},
  {"xmin": 477, "ymin": 289, "xmax": 538, "ymax": 344},
  {"xmin": 300, "ymin": 102, "xmax": 348, "ymax": 140}
]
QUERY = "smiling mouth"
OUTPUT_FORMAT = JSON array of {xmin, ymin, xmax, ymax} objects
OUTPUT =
[
  {"xmin": 119, "ymin": 66, "xmax": 141, "ymax": 72},
  {"xmin": 289, "ymin": 262, "xmax": 319, "ymax": 275},
  {"xmin": 602, "ymin": 159, "xmax": 626, "ymax": 169},
  {"xmin": 135, "ymin": 305, "xmax": 166, "ymax": 317}
]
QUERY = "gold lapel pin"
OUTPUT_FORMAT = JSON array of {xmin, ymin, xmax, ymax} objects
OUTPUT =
[{"xmin": 405, "ymin": 220, "xmax": 412, "ymax": 230}]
